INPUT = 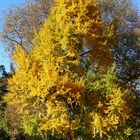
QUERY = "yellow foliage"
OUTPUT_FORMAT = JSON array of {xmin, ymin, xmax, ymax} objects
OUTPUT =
[
  {"xmin": 3, "ymin": 0, "xmax": 132, "ymax": 138},
  {"xmin": 88, "ymin": 88, "xmax": 131, "ymax": 137},
  {"xmin": 84, "ymin": 69, "xmax": 132, "ymax": 138}
]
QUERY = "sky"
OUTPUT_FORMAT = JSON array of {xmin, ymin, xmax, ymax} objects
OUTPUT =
[
  {"xmin": 133, "ymin": 0, "xmax": 140, "ymax": 14},
  {"xmin": 0, "ymin": 0, "xmax": 140, "ymax": 72}
]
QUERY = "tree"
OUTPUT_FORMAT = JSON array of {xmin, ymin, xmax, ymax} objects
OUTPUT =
[
  {"xmin": 1, "ymin": 0, "xmax": 53, "ymax": 53},
  {"xmin": 3, "ymin": 0, "xmax": 134, "ymax": 139},
  {"xmin": 0, "ymin": 65, "xmax": 9, "ymax": 140}
]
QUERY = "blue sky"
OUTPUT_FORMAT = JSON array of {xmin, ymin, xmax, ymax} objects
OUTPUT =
[
  {"xmin": 0, "ymin": 0, "xmax": 140, "ymax": 72},
  {"xmin": 133, "ymin": 0, "xmax": 140, "ymax": 14}
]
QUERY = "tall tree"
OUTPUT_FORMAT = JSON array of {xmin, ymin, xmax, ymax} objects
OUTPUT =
[{"xmin": 3, "ymin": 0, "xmax": 134, "ymax": 139}]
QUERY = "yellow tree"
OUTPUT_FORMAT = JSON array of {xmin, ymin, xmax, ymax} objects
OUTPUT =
[{"xmin": 4, "ymin": 0, "xmax": 133, "ymax": 139}]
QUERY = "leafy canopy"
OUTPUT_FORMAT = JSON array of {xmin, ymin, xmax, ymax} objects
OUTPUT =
[{"xmin": 3, "ymin": 0, "xmax": 133, "ymax": 139}]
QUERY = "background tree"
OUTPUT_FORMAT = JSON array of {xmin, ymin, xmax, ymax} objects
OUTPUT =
[
  {"xmin": 99, "ymin": 0, "xmax": 140, "ymax": 88},
  {"xmin": 114, "ymin": 33, "xmax": 140, "ymax": 84},
  {"xmin": 1, "ymin": 0, "xmax": 53, "ymax": 53},
  {"xmin": 0, "ymin": 65, "xmax": 9, "ymax": 140},
  {"xmin": 99, "ymin": 0, "xmax": 138, "ymax": 32}
]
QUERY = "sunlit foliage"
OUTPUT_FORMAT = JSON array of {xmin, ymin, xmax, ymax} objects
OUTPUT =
[{"xmin": 3, "ymin": 0, "xmax": 134, "ymax": 139}]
